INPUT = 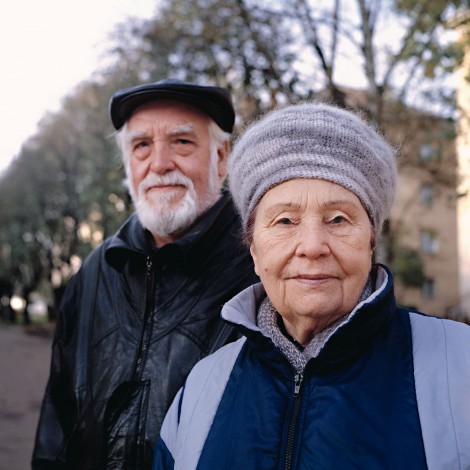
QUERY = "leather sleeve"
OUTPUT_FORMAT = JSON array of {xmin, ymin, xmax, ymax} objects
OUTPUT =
[{"xmin": 31, "ymin": 271, "xmax": 84, "ymax": 468}]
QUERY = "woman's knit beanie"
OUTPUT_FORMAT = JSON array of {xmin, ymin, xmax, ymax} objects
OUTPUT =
[{"xmin": 228, "ymin": 102, "xmax": 398, "ymax": 234}]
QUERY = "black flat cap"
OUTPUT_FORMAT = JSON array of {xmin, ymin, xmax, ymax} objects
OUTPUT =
[{"xmin": 109, "ymin": 79, "xmax": 235, "ymax": 132}]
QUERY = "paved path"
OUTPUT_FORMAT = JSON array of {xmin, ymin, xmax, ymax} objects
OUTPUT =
[{"xmin": 0, "ymin": 325, "xmax": 52, "ymax": 470}]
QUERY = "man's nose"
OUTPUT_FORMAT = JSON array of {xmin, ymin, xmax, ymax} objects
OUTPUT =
[{"xmin": 149, "ymin": 142, "xmax": 177, "ymax": 174}]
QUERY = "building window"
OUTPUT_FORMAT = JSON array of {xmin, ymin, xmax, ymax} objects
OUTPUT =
[
  {"xmin": 422, "ymin": 278, "xmax": 436, "ymax": 299},
  {"xmin": 419, "ymin": 183, "xmax": 435, "ymax": 206},
  {"xmin": 419, "ymin": 143, "xmax": 439, "ymax": 162},
  {"xmin": 421, "ymin": 230, "xmax": 439, "ymax": 254}
]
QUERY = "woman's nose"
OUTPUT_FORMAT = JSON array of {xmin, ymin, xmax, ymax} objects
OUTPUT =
[{"xmin": 294, "ymin": 223, "xmax": 331, "ymax": 258}]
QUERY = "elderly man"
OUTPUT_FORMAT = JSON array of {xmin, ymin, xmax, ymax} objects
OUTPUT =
[{"xmin": 32, "ymin": 80, "xmax": 258, "ymax": 470}]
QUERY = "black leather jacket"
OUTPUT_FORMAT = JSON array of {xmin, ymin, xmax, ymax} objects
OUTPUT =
[{"xmin": 32, "ymin": 193, "xmax": 258, "ymax": 469}]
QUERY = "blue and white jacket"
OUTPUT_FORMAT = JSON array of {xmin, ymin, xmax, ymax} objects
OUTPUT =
[{"xmin": 153, "ymin": 266, "xmax": 470, "ymax": 470}]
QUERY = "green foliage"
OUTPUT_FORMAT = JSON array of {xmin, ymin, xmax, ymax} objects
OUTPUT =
[
  {"xmin": 139, "ymin": 0, "xmax": 304, "ymax": 117},
  {"xmin": 392, "ymin": 0, "xmax": 470, "ymax": 81},
  {"xmin": 0, "ymin": 77, "xmax": 133, "ymax": 316},
  {"xmin": 391, "ymin": 246, "xmax": 426, "ymax": 287}
]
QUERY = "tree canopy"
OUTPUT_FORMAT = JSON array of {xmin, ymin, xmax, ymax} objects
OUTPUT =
[{"xmin": 1, "ymin": 0, "xmax": 468, "ymax": 319}]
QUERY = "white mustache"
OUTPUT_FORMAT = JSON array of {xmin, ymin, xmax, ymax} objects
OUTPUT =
[{"xmin": 139, "ymin": 171, "xmax": 193, "ymax": 192}]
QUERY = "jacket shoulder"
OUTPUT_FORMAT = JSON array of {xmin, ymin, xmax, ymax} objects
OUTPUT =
[
  {"xmin": 160, "ymin": 338, "xmax": 246, "ymax": 469},
  {"xmin": 409, "ymin": 312, "xmax": 470, "ymax": 469}
]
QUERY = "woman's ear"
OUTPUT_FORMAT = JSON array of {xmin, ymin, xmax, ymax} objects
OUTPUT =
[{"xmin": 250, "ymin": 243, "xmax": 260, "ymax": 276}]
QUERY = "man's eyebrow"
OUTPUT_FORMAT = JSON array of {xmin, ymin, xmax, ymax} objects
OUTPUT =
[
  {"xmin": 127, "ymin": 130, "xmax": 148, "ymax": 141},
  {"xmin": 125, "ymin": 124, "xmax": 196, "ymax": 142},
  {"xmin": 170, "ymin": 124, "xmax": 195, "ymax": 135}
]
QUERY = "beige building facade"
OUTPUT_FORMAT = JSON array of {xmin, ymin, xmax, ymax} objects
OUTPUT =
[
  {"xmin": 385, "ymin": 110, "xmax": 461, "ymax": 318},
  {"xmin": 391, "ymin": 167, "xmax": 460, "ymax": 317},
  {"xmin": 343, "ymin": 91, "xmax": 462, "ymax": 319}
]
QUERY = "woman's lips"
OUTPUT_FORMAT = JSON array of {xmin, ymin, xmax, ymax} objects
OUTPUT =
[
  {"xmin": 290, "ymin": 274, "xmax": 336, "ymax": 285},
  {"xmin": 293, "ymin": 274, "xmax": 333, "ymax": 280}
]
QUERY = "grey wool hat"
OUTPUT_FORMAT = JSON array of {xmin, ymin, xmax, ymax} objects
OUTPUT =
[{"xmin": 228, "ymin": 102, "xmax": 398, "ymax": 233}]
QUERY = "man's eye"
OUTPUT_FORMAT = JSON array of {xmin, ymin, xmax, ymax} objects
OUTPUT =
[
  {"xmin": 176, "ymin": 138, "xmax": 193, "ymax": 145},
  {"xmin": 135, "ymin": 141, "xmax": 149, "ymax": 149},
  {"xmin": 277, "ymin": 218, "xmax": 293, "ymax": 225}
]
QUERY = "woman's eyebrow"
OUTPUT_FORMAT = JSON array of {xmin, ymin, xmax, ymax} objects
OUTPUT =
[
  {"xmin": 265, "ymin": 202, "xmax": 301, "ymax": 212},
  {"xmin": 320, "ymin": 199, "xmax": 361, "ymax": 211}
]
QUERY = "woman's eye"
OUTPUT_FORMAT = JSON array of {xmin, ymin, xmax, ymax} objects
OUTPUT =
[
  {"xmin": 277, "ymin": 218, "xmax": 293, "ymax": 225},
  {"xmin": 330, "ymin": 215, "xmax": 347, "ymax": 224}
]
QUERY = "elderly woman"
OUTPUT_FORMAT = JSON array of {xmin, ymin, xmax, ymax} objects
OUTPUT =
[{"xmin": 153, "ymin": 103, "xmax": 470, "ymax": 469}]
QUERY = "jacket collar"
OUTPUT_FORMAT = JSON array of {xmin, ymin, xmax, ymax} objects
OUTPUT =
[{"xmin": 105, "ymin": 189, "xmax": 236, "ymax": 272}]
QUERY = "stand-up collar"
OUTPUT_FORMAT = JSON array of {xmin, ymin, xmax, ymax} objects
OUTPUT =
[{"xmin": 222, "ymin": 265, "xmax": 397, "ymax": 373}]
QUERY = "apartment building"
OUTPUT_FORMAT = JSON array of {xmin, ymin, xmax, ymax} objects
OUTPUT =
[
  {"xmin": 343, "ymin": 92, "xmax": 461, "ymax": 319},
  {"xmin": 387, "ymin": 113, "xmax": 460, "ymax": 318}
]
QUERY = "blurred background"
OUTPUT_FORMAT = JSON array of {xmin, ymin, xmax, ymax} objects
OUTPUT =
[{"xmin": 1, "ymin": 0, "xmax": 470, "ymax": 467}]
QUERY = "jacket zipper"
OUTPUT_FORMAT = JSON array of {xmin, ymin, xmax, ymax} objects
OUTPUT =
[
  {"xmin": 284, "ymin": 372, "xmax": 304, "ymax": 470},
  {"xmin": 132, "ymin": 256, "xmax": 155, "ymax": 381}
]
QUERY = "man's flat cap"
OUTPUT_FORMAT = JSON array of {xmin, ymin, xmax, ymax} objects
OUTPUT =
[{"xmin": 109, "ymin": 79, "xmax": 235, "ymax": 132}]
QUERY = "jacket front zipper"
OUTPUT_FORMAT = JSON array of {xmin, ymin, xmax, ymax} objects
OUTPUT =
[
  {"xmin": 284, "ymin": 372, "xmax": 304, "ymax": 470},
  {"xmin": 132, "ymin": 256, "xmax": 156, "ymax": 380}
]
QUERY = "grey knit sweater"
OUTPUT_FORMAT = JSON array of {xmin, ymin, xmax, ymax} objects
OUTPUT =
[{"xmin": 257, "ymin": 276, "xmax": 374, "ymax": 373}]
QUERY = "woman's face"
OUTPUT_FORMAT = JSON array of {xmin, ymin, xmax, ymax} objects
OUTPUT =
[{"xmin": 250, "ymin": 179, "xmax": 373, "ymax": 342}]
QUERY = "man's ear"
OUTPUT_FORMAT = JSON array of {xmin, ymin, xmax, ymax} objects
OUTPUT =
[
  {"xmin": 217, "ymin": 140, "xmax": 230, "ymax": 179},
  {"xmin": 250, "ymin": 243, "xmax": 260, "ymax": 276}
]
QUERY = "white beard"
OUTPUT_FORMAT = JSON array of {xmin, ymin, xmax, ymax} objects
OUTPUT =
[{"xmin": 130, "ymin": 156, "xmax": 221, "ymax": 239}]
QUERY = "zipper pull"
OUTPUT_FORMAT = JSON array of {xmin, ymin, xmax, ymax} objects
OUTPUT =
[
  {"xmin": 146, "ymin": 256, "xmax": 153, "ymax": 275},
  {"xmin": 294, "ymin": 373, "xmax": 304, "ymax": 397}
]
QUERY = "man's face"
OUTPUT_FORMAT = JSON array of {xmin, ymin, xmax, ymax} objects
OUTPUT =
[{"xmin": 123, "ymin": 100, "xmax": 228, "ymax": 245}]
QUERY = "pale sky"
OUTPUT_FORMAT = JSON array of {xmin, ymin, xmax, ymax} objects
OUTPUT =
[{"xmin": 0, "ymin": 0, "xmax": 156, "ymax": 175}]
